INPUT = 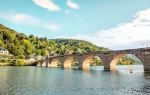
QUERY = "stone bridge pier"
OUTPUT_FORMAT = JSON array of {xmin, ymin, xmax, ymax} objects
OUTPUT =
[
  {"xmin": 137, "ymin": 54, "xmax": 150, "ymax": 72},
  {"xmin": 48, "ymin": 58, "xmax": 60, "ymax": 67}
]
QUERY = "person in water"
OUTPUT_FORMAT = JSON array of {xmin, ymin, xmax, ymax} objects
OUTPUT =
[{"xmin": 129, "ymin": 65, "xmax": 133, "ymax": 74}]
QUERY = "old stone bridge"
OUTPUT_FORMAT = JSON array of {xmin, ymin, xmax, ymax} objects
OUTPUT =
[{"xmin": 34, "ymin": 47, "xmax": 150, "ymax": 71}]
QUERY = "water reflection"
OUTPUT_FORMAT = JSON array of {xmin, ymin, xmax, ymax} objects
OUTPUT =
[
  {"xmin": 144, "ymin": 72, "xmax": 150, "ymax": 79},
  {"xmin": 0, "ymin": 65, "xmax": 149, "ymax": 95}
]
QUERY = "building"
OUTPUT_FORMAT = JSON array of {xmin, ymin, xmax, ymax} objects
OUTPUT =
[{"xmin": 0, "ymin": 47, "xmax": 9, "ymax": 55}]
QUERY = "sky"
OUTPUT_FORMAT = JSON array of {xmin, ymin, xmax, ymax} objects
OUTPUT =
[{"xmin": 0, "ymin": 0, "xmax": 150, "ymax": 50}]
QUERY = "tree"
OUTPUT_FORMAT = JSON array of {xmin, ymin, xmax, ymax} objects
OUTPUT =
[
  {"xmin": 22, "ymin": 39, "xmax": 33, "ymax": 55},
  {"xmin": 29, "ymin": 35, "xmax": 35, "ymax": 39},
  {"xmin": 12, "ymin": 59, "xmax": 25, "ymax": 66},
  {"xmin": 0, "ymin": 39, "xmax": 4, "ymax": 46},
  {"xmin": 14, "ymin": 38, "xmax": 20, "ymax": 46},
  {"xmin": 3, "ymin": 32, "xmax": 15, "ymax": 42},
  {"xmin": 117, "ymin": 57, "xmax": 135, "ymax": 65},
  {"xmin": 0, "ymin": 24, "xmax": 109, "ymax": 60},
  {"xmin": 41, "ymin": 49, "xmax": 49, "ymax": 56},
  {"xmin": 11, "ymin": 46, "xmax": 24, "ymax": 56},
  {"xmin": 35, "ymin": 49, "xmax": 41, "ymax": 55},
  {"xmin": 91, "ymin": 57, "xmax": 103, "ymax": 66}
]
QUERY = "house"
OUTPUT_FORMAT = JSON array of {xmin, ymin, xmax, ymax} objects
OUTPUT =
[{"xmin": 0, "ymin": 47, "xmax": 9, "ymax": 55}]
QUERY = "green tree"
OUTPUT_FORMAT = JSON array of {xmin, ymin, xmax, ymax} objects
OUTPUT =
[
  {"xmin": 41, "ymin": 49, "xmax": 49, "ymax": 56},
  {"xmin": 0, "ymin": 24, "xmax": 109, "ymax": 60},
  {"xmin": 0, "ymin": 39, "xmax": 4, "ymax": 46},
  {"xmin": 11, "ymin": 46, "xmax": 24, "ymax": 56},
  {"xmin": 13, "ymin": 59, "xmax": 25, "ymax": 66}
]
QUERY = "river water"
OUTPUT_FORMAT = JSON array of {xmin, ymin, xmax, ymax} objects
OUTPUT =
[{"xmin": 0, "ymin": 65, "xmax": 150, "ymax": 95}]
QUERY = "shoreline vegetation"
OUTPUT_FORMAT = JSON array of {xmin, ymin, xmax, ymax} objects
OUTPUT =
[{"xmin": 0, "ymin": 24, "xmax": 139, "ymax": 66}]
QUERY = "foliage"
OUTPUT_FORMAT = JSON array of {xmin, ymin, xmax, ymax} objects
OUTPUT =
[
  {"xmin": 0, "ymin": 24, "xmax": 109, "ymax": 59},
  {"xmin": 91, "ymin": 57, "xmax": 103, "ymax": 66},
  {"xmin": 12, "ymin": 59, "xmax": 25, "ymax": 66},
  {"xmin": 117, "ymin": 57, "xmax": 135, "ymax": 65}
]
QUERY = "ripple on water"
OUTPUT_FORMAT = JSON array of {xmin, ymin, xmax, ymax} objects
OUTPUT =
[
  {"xmin": 122, "ymin": 85, "xmax": 150, "ymax": 95},
  {"xmin": 0, "ymin": 66, "xmax": 150, "ymax": 95}
]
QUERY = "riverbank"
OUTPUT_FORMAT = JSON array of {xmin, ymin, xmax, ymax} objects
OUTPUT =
[{"xmin": 0, "ymin": 59, "xmax": 36, "ymax": 66}]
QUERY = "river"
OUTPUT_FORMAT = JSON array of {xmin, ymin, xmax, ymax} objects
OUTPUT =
[{"xmin": 0, "ymin": 65, "xmax": 150, "ymax": 95}]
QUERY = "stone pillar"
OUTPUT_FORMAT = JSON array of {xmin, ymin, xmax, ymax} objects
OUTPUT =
[
  {"xmin": 140, "ymin": 54, "xmax": 150, "ymax": 72},
  {"xmin": 103, "ymin": 61, "xmax": 111, "ymax": 71},
  {"xmin": 59, "ymin": 58, "xmax": 65, "ymax": 68},
  {"xmin": 79, "ymin": 63, "xmax": 90, "ymax": 70},
  {"xmin": 61, "ymin": 56, "xmax": 74, "ymax": 69},
  {"xmin": 37, "ymin": 61, "xmax": 42, "ymax": 67},
  {"xmin": 103, "ymin": 54, "xmax": 115, "ymax": 71},
  {"xmin": 48, "ymin": 58, "xmax": 58, "ymax": 67},
  {"xmin": 47, "ymin": 59, "xmax": 51, "ymax": 67},
  {"xmin": 50, "ymin": 59, "xmax": 59, "ymax": 67},
  {"xmin": 37, "ymin": 61, "xmax": 41, "ymax": 67},
  {"xmin": 41, "ymin": 60, "xmax": 47, "ymax": 67},
  {"xmin": 46, "ymin": 60, "xmax": 49, "ymax": 67},
  {"xmin": 78, "ymin": 56, "xmax": 90, "ymax": 70}
]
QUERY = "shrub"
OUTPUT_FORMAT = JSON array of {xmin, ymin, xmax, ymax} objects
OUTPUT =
[{"xmin": 12, "ymin": 59, "xmax": 25, "ymax": 66}]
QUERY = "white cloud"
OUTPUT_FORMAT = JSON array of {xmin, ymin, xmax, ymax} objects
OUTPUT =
[
  {"xmin": 67, "ymin": 0, "xmax": 80, "ymax": 10},
  {"xmin": 0, "ymin": 12, "xmax": 60, "ymax": 31},
  {"xmin": 70, "ymin": 8, "xmax": 150, "ymax": 50},
  {"xmin": 0, "ymin": 12, "xmax": 39, "ymax": 26},
  {"xmin": 0, "ymin": 12, "xmax": 33, "ymax": 24},
  {"xmin": 33, "ymin": 0, "xmax": 61, "ymax": 12}
]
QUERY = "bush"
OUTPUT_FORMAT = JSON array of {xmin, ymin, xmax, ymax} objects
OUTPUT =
[
  {"xmin": 18, "ymin": 55, "xmax": 25, "ymax": 59},
  {"xmin": 0, "ymin": 59, "xmax": 7, "ymax": 63},
  {"xmin": 12, "ymin": 59, "xmax": 25, "ymax": 66}
]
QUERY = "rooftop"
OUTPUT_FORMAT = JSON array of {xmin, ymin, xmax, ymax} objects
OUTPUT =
[{"xmin": 0, "ymin": 47, "xmax": 8, "ymax": 51}]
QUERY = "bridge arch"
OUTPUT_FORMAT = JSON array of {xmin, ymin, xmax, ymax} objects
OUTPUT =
[
  {"xmin": 37, "ymin": 60, "xmax": 48, "ymax": 67},
  {"xmin": 80, "ymin": 55, "xmax": 103, "ymax": 70},
  {"xmin": 48, "ymin": 58, "xmax": 60, "ymax": 67},
  {"xmin": 37, "ymin": 60, "xmax": 42, "ymax": 67},
  {"xmin": 109, "ymin": 53, "xmax": 143, "ymax": 70},
  {"xmin": 63, "ymin": 56, "xmax": 79, "ymax": 69}
]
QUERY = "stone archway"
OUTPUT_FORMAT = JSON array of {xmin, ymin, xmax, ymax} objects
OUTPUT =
[
  {"xmin": 37, "ymin": 61, "xmax": 42, "ymax": 67},
  {"xmin": 80, "ymin": 55, "xmax": 103, "ymax": 70},
  {"xmin": 42, "ymin": 60, "xmax": 48, "ymax": 67},
  {"xmin": 63, "ymin": 56, "xmax": 76, "ymax": 69},
  {"xmin": 109, "ymin": 53, "xmax": 143, "ymax": 70},
  {"xmin": 48, "ymin": 58, "xmax": 60, "ymax": 67}
]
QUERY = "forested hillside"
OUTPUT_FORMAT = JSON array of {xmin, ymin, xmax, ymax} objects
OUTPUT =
[{"xmin": 0, "ymin": 24, "xmax": 108, "ymax": 59}]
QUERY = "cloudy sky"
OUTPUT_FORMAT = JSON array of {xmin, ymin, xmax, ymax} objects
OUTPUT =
[{"xmin": 0, "ymin": 0, "xmax": 150, "ymax": 50}]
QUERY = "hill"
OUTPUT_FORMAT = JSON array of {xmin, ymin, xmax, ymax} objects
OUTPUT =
[{"xmin": 0, "ymin": 24, "xmax": 108, "ymax": 59}]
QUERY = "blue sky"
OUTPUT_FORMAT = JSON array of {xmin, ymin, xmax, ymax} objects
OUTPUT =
[{"xmin": 0, "ymin": 0, "xmax": 150, "ymax": 49}]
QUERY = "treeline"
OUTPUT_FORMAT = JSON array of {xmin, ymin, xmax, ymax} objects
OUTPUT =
[
  {"xmin": 117, "ymin": 57, "xmax": 135, "ymax": 65},
  {"xmin": 0, "ymin": 24, "xmax": 137, "ymax": 66},
  {"xmin": 0, "ymin": 24, "xmax": 108, "ymax": 59}
]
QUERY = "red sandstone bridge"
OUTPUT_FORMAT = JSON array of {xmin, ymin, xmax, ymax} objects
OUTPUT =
[{"xmin": 34, "ymin": 47, "xmax": 150, "ymax": 72}]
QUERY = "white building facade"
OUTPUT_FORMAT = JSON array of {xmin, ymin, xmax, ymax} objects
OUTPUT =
[{"xmin": 0, "ymin": 47, "xmax": 9, "ymax": 55}]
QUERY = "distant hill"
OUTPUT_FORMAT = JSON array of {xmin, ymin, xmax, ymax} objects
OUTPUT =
[{"xmin": 0, "ymin": 24, "xmax": 108, "ymax": 59}]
